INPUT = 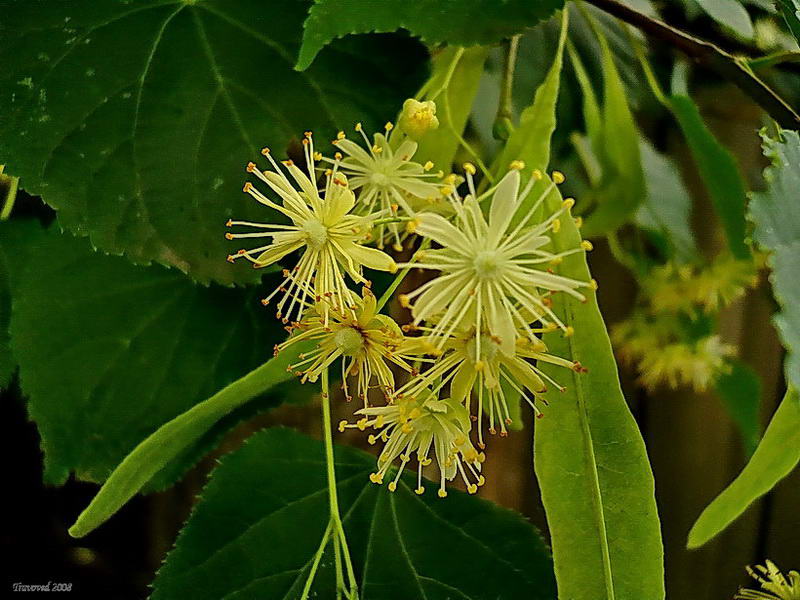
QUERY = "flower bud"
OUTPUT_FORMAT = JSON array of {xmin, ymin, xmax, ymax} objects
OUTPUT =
[{"xmin": 398, "ymin": 99, "xmax": 439, "ymax": 140}]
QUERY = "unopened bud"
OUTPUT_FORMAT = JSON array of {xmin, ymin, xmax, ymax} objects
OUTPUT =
[{"xmin": 398, "ymin": 98, "xmax": 439, "ymax": 140}]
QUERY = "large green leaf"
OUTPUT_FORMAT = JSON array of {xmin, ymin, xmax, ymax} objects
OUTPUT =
[
  {"xmin": 669, "ymin": 95, "xmax": 750, "ymax": 259},
  {"xmin": 534, "ymin": 180, "xmax": 665, "ymax": 600},
  {"xmin": 2, "ymin": 220, "xmax": 284, "ymax": 487},
  {"xmin": 0, "ymin": 0, "xmax": 424, "ymax": 285},
  {"xmin": 580, "ymin": 24, "xmax": 645, "ymax": 237},
  {"xmin": 296, "ymin": 0, "xmax": 564, "ymax": 71},
  {"xmin": 694, "ymin": 0, "xmax": 754, "ymax": 39},
  {"xmin": 151, "ymin": 427, "xmax": 556, "ymax": 600},
  {"xmin": 750, "ymin": 129, "xmax": 800, "ymax": 395},
  {"xmin": 688, "ymin": 389, "xmax": 800, "ymax": 548},
  {"xmin": 0, "ymin": 247, "xmax": 13, "ymax": 388},
  {"xmin": 715, "ymin": 359, "xmax": 762, "ymax": 455}
]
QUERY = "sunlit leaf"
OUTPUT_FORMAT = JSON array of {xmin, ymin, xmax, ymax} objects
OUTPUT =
[
  {"xmin": 777, "ymin": 0, "xmax": 800, "ymax": 44},
  {"xmin": 151, "ymin": 427, "xmax": 557, "ymax": 600},
  {"xmin": 0, "ymin": 0, "xmax": 425, "ymax": 284},
  {"xmin": 694, "ymin": 0, "xmax": 755, "ymax": 39},
  {"xmin": 534, "ymin": 180, "xmax": 665, "ymax": 600},
  {"xmin": 750, "ymin": 129, "xmax": 800, "ymax": 395},
  {"xmin": 296, "ymin": 0, "xmax": 564, "ymax": 71},
  {"xmin": 688, "ymin": 389, "xmax": 800, "ymax": 548}
]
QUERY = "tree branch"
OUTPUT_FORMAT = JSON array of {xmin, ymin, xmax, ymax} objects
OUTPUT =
[{"xmin": 583, "ymin": 0, "xmax": 800, "ymax": 129}]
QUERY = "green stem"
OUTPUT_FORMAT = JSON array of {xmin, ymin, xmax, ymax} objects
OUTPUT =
[
  {"xmin": 493, "ymin": 35, "xmax": 520, "ymax": 141},
  {"xmin": 0, "ymin": 167, "xmax": 19, "ymax": 221},
  {"xmin": 321, "ymin": 368, "xmax": 359, "ymax": 599},
  {"xmin": 376, "ymin": 239, "xmax": 431, "ymax": 313},
  {"xmin": 300, "ymin": 520, "xmax": 333, "ymax": 600}
]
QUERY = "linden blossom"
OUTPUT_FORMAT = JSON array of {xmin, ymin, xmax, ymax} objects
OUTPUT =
[
  {"xmin": 735, "ymin": 560, "xmax": 800, "ymax": 600},
  {"xmin": 225, "ymin": 131, "xmax": 397, "ymax": 325},
  {"xmin": 339, "ymin": 394, "xmax": 485, "ymax": 498},
  {"xmin": 275, "ymin": 287, "xmax": 418, "ymax": 406},
  {"xmin": 324, "ymin": 121, "xmax": 444, "ymax": 251},
  {"xmin": 398, "ymin": 164, "xmax": 595, "ymax": 356},
  {"xmin": 396, "ymin": 325, "xmax": 586, "ymax": 447}
]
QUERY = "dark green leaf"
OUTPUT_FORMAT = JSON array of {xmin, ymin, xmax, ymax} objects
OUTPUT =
[
  {"xmin": 152, "ymin": 427, "xmax": 556, "ymax": 600},
  {"xmin": 69, "ymin": 343, "xmax": 310, "ymax": 538},
  {"xmin": 0, "ymin": 0, "xmax": 424, "ymax": 284},
  {"xmin": 0, "ymin": 245, "xmax": 13, "ymax": 388},
  {"xmin": 296, "ymin": 0, "xmax": 564, "ymax": 71},
  {"xmin": 750, "ymin": 129, "xmax": 800, "ymax": 394},
  {"xmin": 636, "ymin": 139, "xmax": 697, "ymax": 262},
  {"xmin": 777, "ymin": 0, "xmax": 800, "ymax": 44},
  {"xmin": 715, "ymin": 360, "xmax": 762, "ymax": 455},
  {"xmin": 694, "ymin": 0, "xmax": 754, "ymax": 39},
  {"xmin": 534, "ymin": 180, "xmax": 665, "ymax": 599},
  {"xmin": 688, "ymin": 389, "xmax": 800, "ymax": 548},
  {"xmin": 669, "ymin": 95, "xmax": 750, "ymax": 259},
  {"xmin": 2, "ymin": 219, "xmax": 284, "ymax": 487}
]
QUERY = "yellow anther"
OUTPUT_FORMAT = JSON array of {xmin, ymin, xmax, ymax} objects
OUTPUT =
[
  {"xmin": 261, "ymin": 147, "xmax": 270, "ymax": 155},
  {"xmin": 590, "ymin": 278, "xmax": 599, "ymax": 291},
  {"xmin": 562, "ymin": 198, "xmax": 575, "ymax": 209},
  {"xmin": 367, "ymin": 434, "xmax": 377, "ymax": 445},
  {"xmin": 581, "ymin": 240, "xmax": 593, "ymax": 251},
  {"xmin": 552, "ymin": 170, "xmax": 565, "ymax": 184},
  {"xmin": 564, "ymin": 326, "xmax": 575, "ymax": 337},
  {"xmin": 440, "ymin": 185, "xmax": 454, "ymax": 196},
  {"xmin": 369, "ymin": 472, "xmax": 383, "ymax": 484},
  {"xmin": 509, "ymin": 160, "xmax": 525, "ymax": 170},
  {"xmin": 401, "ymin": 422, "xmax": 413, "ymax": 433},
  {"xmin": 242, "ymin": 182, "xmax": 253, "ymax": 193},
  {"xmin": 357, "ymin": 417, "xmax": 368, "ymax": 431},
  {"xmin": 405, "ymin": 219, "xmax": 418, "ymax": 234},
  {"xmin": 467, "ymin": 484, "xmax": 478, "ymax": 494},
  {"xmin": 423, "ymin": 161, "xmax": 434, "ymax": 171},
  {"xmin": 437, "ymin": 489, "xmax": 448, "ymax": 498},
  {"xmin": 532, "ymin": 169, "xmax": 543, "ymax": 180},
  {"xmin": 338, "ymin": 420, "xmax": 348, "ymax": 432},
  {"xmin": 478, "ymin": 475, "xmax": 486, "ymax": 485},
  {"xmin": 574, "ymin": 216, "xmax": 583, "ymax": 228},
  {"xmin": 334, "ymin": 152, "xmax": 342, "ymax": 160},
  {"xmin": 463, "ymin": 162, "xmax": 476, "ymax": 175},
  {"xmin": 551, "ymin": 219, "xmax": 561, "ymax": 233},
  {"xmin": 355, "ymin": 122, "xmax": 363, "ymax": 132},
  {"xmin": 385, "ymin": 121, "xmax": 393, "ymax": 131},
  {"xmin": 313, "ymin": 151, "xmax": 322, "ymax": 161},
  {"xmin": 336, "ymin": 131, "xmax": 346, "ymax": 140},
  {"xmin": 415, "ymin": 486, "xmax": 425, "ymax": 495},
  {"xmin": 225, "ymin": 232, "xmax": 234, "ymax": 240},
  {"xmin": 550, "ymin": 256, "xmax": 563, "ymax": 266},
  {"xmin": 388, "ymin": 481, "xmax": 397, "ymax": 492}
]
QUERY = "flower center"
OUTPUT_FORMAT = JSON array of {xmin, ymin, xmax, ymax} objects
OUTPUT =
[
  {"xmin": 466, "ymin": 334, "xmax": 498, "ymax": 364},
  {"xmin": 473, "ymin": 250, "xmax": 504, "ymax": 279},
  {"xmin": 302, "ymin": 218, "xmax": 328, "ymax": 250},
  {"xmin": 369, "ymin": 172, "xmax": 390, "ymax": 188},
  {"xmin": 334, "ymin": 326, "xmax": 365, "ymax": 356}
]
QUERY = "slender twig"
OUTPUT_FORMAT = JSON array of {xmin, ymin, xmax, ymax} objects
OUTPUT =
[
  {"xmin": 494, "ymin": 35, "xmax": 520, "ymax": 140},
  {"xmin": 583, "ymin": 0, "xmax": 800, "ymax": 129},
  {"xmin": 0, "ymin": 166, "xmax": 19, "ymax": 221}
]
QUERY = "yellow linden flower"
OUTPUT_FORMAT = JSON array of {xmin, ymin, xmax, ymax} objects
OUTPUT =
[
  {"xmin": 613, "ymin": 313, "xmax": 734, "ymax": 392},
  {"xmin": 736, "ymin": 560, "xmax": 800, "ymax": 600},
  {"xmin": 275, "ymin": 287, "xmax": 412, "ymax": 405},
  {"xmin": 326, "ymin": 123, "xmax": 442, "ymax": 251},
  {"xmin": 225, "ymin": 132, "xmax": 396, "ymax": 324},
  {"xmin": 400, "ymin": 168, "xmax": 592, "ymax": 356},
  {"xmin": 398, "ymin": 326, "xmax": 582, "ymax": 446},
  {"xmin": 340, "ymin": 394, "xmax": 485, "ymax": 497}
]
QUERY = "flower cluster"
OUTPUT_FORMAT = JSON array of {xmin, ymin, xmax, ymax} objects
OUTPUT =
[
  {"xmin": 736, "ymin": 560, "xmax": 800, "ymax": 600},
  {"xmin": 226, "ymin": 106, "xmax": 594, "ymax": 497}
]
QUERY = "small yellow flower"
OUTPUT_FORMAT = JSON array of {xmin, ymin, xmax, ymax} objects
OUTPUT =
[
  {"xmin": 276, "ymin": 287, "xmax": 412, "ymax": 405},
  {"xmin": 225, "ymin": 132, "xmax": 396, "ymax": 324},
  {"xmin": 341, "ymin": 394, "xmax": 485, "ymax": 497},
  {"xmin": 736, "ymin": 560, "xmax": 800, "ymax": 600},
  {"xmin": 398, "ymin": 326, "xmax": 582, "ymax": 446},
  {"xmin": 327, "ymin": 123, "xmax": 442, "ymax": 251},
  {"xmin": 398, "ymin": 98, "xmax": 440, "ymax": 140},
  {"xmin": 401, "ymin": 168, "xmax": 591, "ymax": 356}
]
